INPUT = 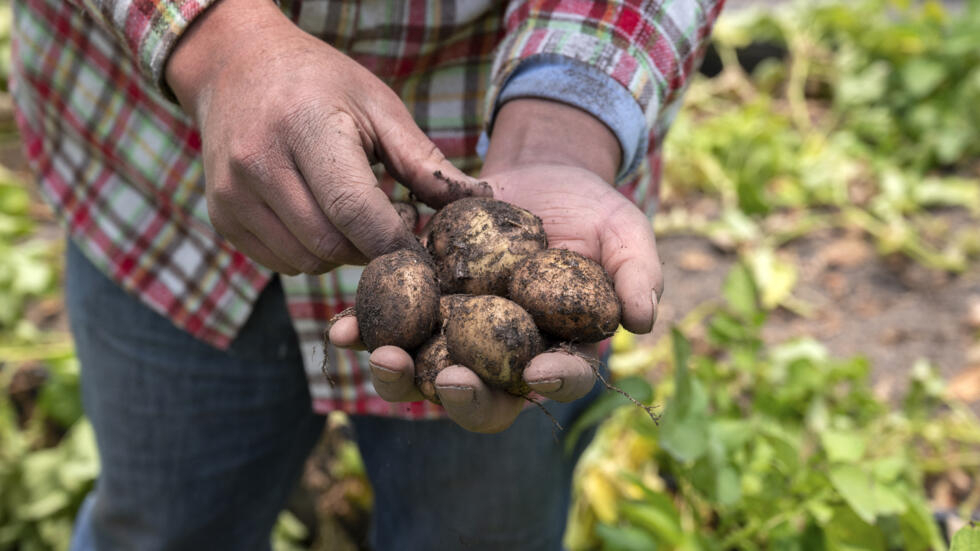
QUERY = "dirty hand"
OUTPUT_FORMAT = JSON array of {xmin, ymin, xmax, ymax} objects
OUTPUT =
[
  {"xmin": 165, "ymin": 0, "xmax": 487, "ymax": 275},
  {"xmin": 329, "ymin": 99, "xmax": 663, "ymax": 433}
]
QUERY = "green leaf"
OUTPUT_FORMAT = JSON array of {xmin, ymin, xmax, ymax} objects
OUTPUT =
[
  {"xmin": 829, "ymin": 464, "xmax": 907, "ymax": 523},
  {"xmin": 619, "ymin": 501, "xmax": 684, "ymax": 547},
  {"xmin": 902, "ymin": 58, "xmax": 946, "ymax": 97},
  {"xmin": 564, "ymin": 377, "xmax": 652, "ymax": 454},
  {"xmin": 950, "ymin": 523, "xmax": 980, "ymax": 551},
  {"xmin": 913, "ymin": 177, "xmax": 980, "ymax": 212},
  {"xmin": 722, "ymin": 262, "xmax": 760, "ymax": 321},
  {"xmin": 899, "ymin": 495, "xmax": 947, "ymax": 551},
  {"xmin": 713, "ymin": 418, "xmax": 754, "ymax": 450},
  {"xmin": 824, "ymin": 505, "xmax": 886, "ymax": 551},
  {"xmin": 836, "ymin": 60, "xmax": 890, "ymax": 106},
  {"xmin": 272, "ymin": 511, "xmax": 308, "ymax": 551},
  {"xmin": 37, "ymin": 359, "xmax": 83, "ymax": 429},
  {"xmin": 820, "ymin": 429, "xmax": 866, "ymax": 463},
  {"xmin": 595, "ymin": 522, "xmax": 660, "ymax": 551},
  {"xmin": 771, "ymin": 338, "xmax": 829, "ymax": 369},
  {"xmin": 18, "ymin": 492, "xmax": 68, "ymax": 521},
  {"xmin": 659, "ymin": 330, "xmax": 709, "ymax": 462},
  {"xmin": 871, "ymin": 456, "xmax": 906, "ymax": 483}
]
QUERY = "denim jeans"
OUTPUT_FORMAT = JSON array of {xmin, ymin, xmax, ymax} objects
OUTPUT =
[{"xmin": 65, "ymin": 240, "xmax": 601, "ymax": 551}]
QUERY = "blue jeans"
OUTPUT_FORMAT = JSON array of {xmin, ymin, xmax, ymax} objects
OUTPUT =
[{"xmin": 65, "ymin": 240, "xmax": 601, "ymax": 551}]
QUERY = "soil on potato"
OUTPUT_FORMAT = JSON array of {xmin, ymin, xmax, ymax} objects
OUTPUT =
[
  {"xmin": 510, "ymin": 249, "xmax": 620, "ymax": 343},
  {"xmin": 427, "ymin": 197, "xmax": 547, "ymax": 295},
  {"xmin": 355, "ymin": 249, "xmax": 438, "ymax": 352},
  {"xmin": 445, "ymin": 295, "xmax": 541, "ymax": 396}
]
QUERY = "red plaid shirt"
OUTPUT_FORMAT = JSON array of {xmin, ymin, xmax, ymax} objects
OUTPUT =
[{"xmin": 12, "ymin": 0, "xmax": 723, "ymax": 418}]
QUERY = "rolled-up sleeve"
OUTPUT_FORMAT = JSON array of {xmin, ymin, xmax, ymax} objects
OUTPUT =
[
  {"xmin": 484, "ymin": 0, "xmax": 726, "ymax": 183},
  {"xmin": 67, "ymin": 0, "xmax": 221, "ymax": 96}
]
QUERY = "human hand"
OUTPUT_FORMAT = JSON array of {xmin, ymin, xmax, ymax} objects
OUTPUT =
[
  {"xmin": 165, "ymin": 0, "xmax": 487, "ymax": 274},
  {"xmin": 329, "ymin": 99, "xmax": 662, "ymax": 433}
]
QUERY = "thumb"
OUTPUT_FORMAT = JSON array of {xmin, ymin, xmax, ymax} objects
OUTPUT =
[
  {"xmin": 370, "ymin": 99, "xmax": 492, "ymax": 207},
  {"xmin": 600, "ymin": 208, "xmax": 664, "ymax": 334}
]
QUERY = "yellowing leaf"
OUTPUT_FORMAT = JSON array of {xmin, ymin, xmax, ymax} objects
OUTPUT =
[
  {"xmin": 582, "ymin": 470, "xmax": 619, "ymax": 524},
  {"xmin": 746, "ymin": 247, "xmax": 798, "ymax": 310}
]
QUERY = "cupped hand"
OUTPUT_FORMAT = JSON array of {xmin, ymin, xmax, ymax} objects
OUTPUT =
[
  {"xmin": 165, "ymin": 0, "xmax": 488, "ymax": 275},
  {"xmin": 328, "ymin": 127, "xmax": 664, "ymax": 432}
]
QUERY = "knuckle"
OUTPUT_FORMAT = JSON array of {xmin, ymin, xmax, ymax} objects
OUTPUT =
[
  {"xmin": 420, "ymin": 140, "xmax": 446, "ymax": 167},
  {"xmin": 206, "ymin": 201, "xmax": 237, "ymax": 237},
  {"xmin": 208, "ymin": 177, "xmax": 239, "ymax": 207},
  {"xmin": 284, "ymin": 105, "xmax": 359, "ymax": 153},
  {"xmin": 295, "ymin": 255, "xmax": 325, "ymax": 275},
  {"xmin": 326, "ymin": 187, "xmax": 373, "ymax": 230},
  {"xmin": 227, "ymin": 141, "xmax": 271, "ymax": 180},
  {"xmin": 321, "ymin": 110, "xmax": 359, "ymax": 135},
  {"xmin": 310, "ymin": 232, "xmax": 347, "ymax": 263}
]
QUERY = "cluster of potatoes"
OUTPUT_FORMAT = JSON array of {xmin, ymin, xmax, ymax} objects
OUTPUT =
[{"xmin": 354, "ymin": 197, "xmax": 621, "ymax": 403}]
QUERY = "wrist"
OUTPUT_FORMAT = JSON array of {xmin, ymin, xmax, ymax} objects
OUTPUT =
[
  {"xmin": 481, "ymin": 98, "xmax": 621, "ymax": 184},
  {"xmin": 164, "ymin": 0, "xmax": 289, "ymax": 117}
]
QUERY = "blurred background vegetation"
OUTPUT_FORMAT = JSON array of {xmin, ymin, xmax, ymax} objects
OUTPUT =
[{"xmin": 3, "ymin": 0, "xmax": 980, "ymax": 549}]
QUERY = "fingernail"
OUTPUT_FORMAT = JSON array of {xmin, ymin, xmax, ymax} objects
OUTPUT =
[
  {"xmin": 435, "ymin": 385, "xmax": 475, "ymax": 403},
  {"xmin": 529, "ymin": 379, "xmax": 562, "ymax": 393},
  {"xmin": 370, "ymin": 362, "xmax": 401, "ymax": 383}
]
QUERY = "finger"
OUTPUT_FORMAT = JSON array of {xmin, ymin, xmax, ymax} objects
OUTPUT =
[
  {"xmin": 600, "ymin": 206, "xmax": 664, "ymax": 334},
  {"xmin": 435, "ymin": 366, "xmax": 524, "ymax": 433},
  {"xmin": 294, "ymin": 112, "xmax": 421, "ymax": 259},
  {"xmin": 392, "ymin": 201, "xmax": 419, "ymax": 232},
  {"xmin": 369, "ymin": 94, "xmax": 493, "ymax": 207},
  {"xmin": 235, "ymin": 203, "xmax": 337, "ymax": 274},
  {"xmin": 240, "ymin": 161, "xmax": 368, "ymax": 266},
  {"xmin": 523, "ymin": 351, "xmax": 597, "ymax": 403},
  {"xmin": 231, "ymin": 228, "xmax": 299, "ymax": 275},
  {"xmin": 326, "ymin": 314, "xmax": 365, "ymax": 350},
  {"xmin": 369, "ymin": 345, "xmax": 423, "ymax": 402},
  {"xmin": 211, "ymin": 207, "xmax": 297, "ymax": 274}
]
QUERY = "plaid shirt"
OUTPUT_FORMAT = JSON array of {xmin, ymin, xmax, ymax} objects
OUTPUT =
[{"xmin": 12, "ymin": 0, "xmax": 723, "ymax": 418}]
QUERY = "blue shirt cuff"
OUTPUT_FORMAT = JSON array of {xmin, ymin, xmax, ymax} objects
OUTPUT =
[{"xmin": 478, "ymin": 55, "xmax": 649, "ymax": 182}]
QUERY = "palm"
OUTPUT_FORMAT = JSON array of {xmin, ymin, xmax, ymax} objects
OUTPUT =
[{"xmin": 482, "ymin": 163, "xmax": 662, "ymax": 334}]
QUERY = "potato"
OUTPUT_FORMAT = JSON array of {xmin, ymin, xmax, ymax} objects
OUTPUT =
[
  {"xmin": 414, "ymin": 334, "xmax": 452, "ymax": 404},
  {"xmin": 508, "ymin": 249, "xmax": 621, "ymax": 343},
  {"xmin": 438, "ymin": 294, "xmax": 475, "ymax": 326},
  {"xmin": 356, "ymin": 248, "xmax": 439, "ymax": 351},
  {"xmin": 445, "ymin": 295, "xmax": 543, "ymax": 396},
  {"xmin": 426, "ymin": 197, "xmax": 547, "ymax": 296}
]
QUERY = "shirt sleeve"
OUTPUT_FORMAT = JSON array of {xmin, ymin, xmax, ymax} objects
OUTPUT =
[
  {"xmin": 483, "ymin": 56, "xmax": 649, "ymax": 181},
  {"xmin": 484, "ymin": 0, "xmax": 726, "ymax": 181},
  {"xmin": 66, "ymin": 0, "xmax": 220, "ymax": 96}
]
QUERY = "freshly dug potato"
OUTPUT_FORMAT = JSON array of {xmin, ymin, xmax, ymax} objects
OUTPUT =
[
  {"xmin": 426, "ymin": 197, "xmax": 547, "ymax": 296},
  {"xmin": 445, "ymin": 295, "xmax": 543, "ymax": 396},
  {"xmin": 356, "ymin": 249, "xmax": 439, "ymax": 351},
  {"xmin": 414, "ymin": 334, "xmax": 452, "ymax": 404},
  {"xmin": 438, "ymin": 294, "xmax": 475, "ymax": 326},
  {"xmin": 509, "ymin": 249, "xmax": 620, "ymax": 343}
]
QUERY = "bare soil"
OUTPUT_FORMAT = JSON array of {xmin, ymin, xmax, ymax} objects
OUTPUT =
[{"xmin": 648, "ymin": 227, "xmax": 980, "ymax": 406}]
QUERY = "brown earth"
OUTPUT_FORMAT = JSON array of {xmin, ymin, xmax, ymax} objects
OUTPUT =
[{"xmin": 649, "ymin": 228, "xmax": 980, "ymax": 407}]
